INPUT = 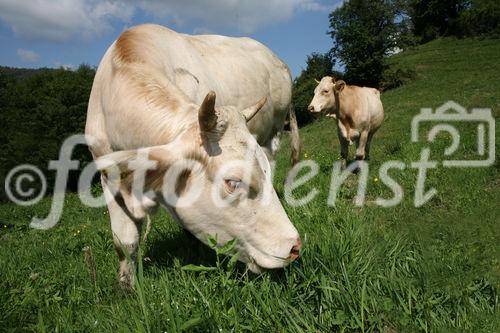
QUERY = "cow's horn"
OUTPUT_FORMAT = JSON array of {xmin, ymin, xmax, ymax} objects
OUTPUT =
[
  {"xmin": 315, "ymin": 78, "xmax": 320, "ymax": 84},
  {"xmin": 198, "ymin": 91, "xmax": 227, "ymax": 140},
  {"xmin": 242, "ymin": 96, "xmax": 267, "ymax": 122}
]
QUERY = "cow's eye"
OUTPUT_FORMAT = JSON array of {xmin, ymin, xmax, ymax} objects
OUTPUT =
[
  {"xmin": 224, "ymin": 179, "xmax": 248, "ymax": 193},
  {"xmin": 322, "ymin": 89, "xmax": 329, "ymax": 94},
  {"xmin": 224, "ymin": 179, "xmax": 243, "ymax": 192}
]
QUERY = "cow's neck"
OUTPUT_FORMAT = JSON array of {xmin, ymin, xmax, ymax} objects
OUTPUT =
[
  {"xmin": 153, "ymin": 103, "xmax": 200, "ymax": 145},
  {"xmin": 333, "ymin": 89, "xmax": 353, "ymax": 131}
]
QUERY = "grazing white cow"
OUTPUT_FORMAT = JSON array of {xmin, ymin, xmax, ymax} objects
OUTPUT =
[
  {"xmin": 85, "ymin": 24, "xmax": 301, "ymax": 288},
  {"xmin": 308, "ymin": 76, "xmax": 384, "ymax": 168}
]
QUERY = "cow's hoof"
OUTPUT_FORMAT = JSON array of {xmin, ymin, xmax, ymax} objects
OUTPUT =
[
  {"xmin": 118, "ymin": 272, "xmax": 135, "ymax": 290},
  {"xmin": 346, "ymin": 160, "xmax": 362, "ymax": 174}
]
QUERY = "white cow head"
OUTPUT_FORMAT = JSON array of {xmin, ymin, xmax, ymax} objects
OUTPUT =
[
  {"xmin": 97, "ymin": 91, "xmax": 301, "ymax": 273},
  {"xmin": 308, "ymin": 76, "xmax": 346, "ymax": 114}
]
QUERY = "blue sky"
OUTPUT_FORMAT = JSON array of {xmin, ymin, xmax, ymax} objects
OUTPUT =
[{"xmin": 0, "ymin": 0, "xmax": 341, "ymax": 78}]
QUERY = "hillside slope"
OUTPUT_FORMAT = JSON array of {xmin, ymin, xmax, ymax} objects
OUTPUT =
[{"xmin": 275, "ymin": 36, "xmax": 500, "ymax": 330}]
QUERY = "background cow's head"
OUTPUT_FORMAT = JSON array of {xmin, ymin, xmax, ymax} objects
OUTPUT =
[
  {"xmin": 97, "ymin": 91, "xmax": 301, "ymax": 273},
  {"xmin": 308, "ymin": 76, "xmax": 345, "ymax": 114}
]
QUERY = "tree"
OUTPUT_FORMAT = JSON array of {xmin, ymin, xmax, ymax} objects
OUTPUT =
[
  {"xmin": 292, "ymin": 53, "xmax": 337, "ymax": 126},
  {"xmin": 410, "ymin": 0, "xmax": 471, "ymax": 42},
  {"xmin": 0, "ymin": 65, "xmax": 96, "ymax": 200},
  {"xmin": 328, "ymin": 0, "xmax": 404, "ymax": 87},
  {"xmin": 455, "ymin": 0, "xmax": 500, "ymax": 37}
]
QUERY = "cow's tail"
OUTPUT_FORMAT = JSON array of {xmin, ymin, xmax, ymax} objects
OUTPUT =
[{"xmin": 289, "ymin": 105, "xmax": 301, "ymax": 166}]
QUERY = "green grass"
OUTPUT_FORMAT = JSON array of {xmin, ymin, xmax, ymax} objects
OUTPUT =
[{"xmin": 1, "ymin": 37, "xmax": 499, "ymax": 332}]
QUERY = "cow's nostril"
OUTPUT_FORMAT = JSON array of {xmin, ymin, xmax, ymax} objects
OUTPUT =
[
  {"xmin": 289, "ymin": 238, "xmax": 301, "ymax": 260},
  {"xmin": 307, "ymin": 105, "xmax": 314, "ymax": 112}
]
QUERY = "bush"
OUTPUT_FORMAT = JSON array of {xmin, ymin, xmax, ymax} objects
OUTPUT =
[{"xmin": 380, "ymin": 65, "xmax": 416, "ymax": 90}]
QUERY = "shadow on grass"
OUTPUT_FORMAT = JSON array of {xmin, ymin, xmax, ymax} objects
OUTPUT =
[
  {"xmin": 143, "ymin": 228, "xmax": 301, "ymax": 284},
  {"xmin": 144, "ymin": 229, "xmax": 218, "ymax": 269}
]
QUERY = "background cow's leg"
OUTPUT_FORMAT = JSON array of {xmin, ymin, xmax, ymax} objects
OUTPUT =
[
  {"xmin": 337, "ymin": 127, "xmax": 349, "ymax": 169},
  {"xmin": 102, "ymin": 176, "xmax": 142, "ymax": 289},
  {"xmin": 355, "ymin": 130, "xmax": 369, "ymax": 160},
  {"xmin": 365, "ymin": 131, "xmax": 375, "ymax": 161}
]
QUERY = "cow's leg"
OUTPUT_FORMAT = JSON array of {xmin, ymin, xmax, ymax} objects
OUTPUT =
[
  {"xmin": 355, "ymin": 130, "xmax": 369, "ymax": 160},
  {"xmin": 365, "ymin": 132, "xmax": 375, "ymax": 161},
  {"xmin": 262, "ymin": 127, "xmax": 282, "ymax": 163},
  {"xmin": 337, "ymin": 127, "xmax": 349, "ymax": 169},
  {"xmin": 102, "ymin": 176, "xmax": 142, "ymax": 289},
  {"xmin": 269, "ymin": 131, "xmax": 282, "ymax": 157}
]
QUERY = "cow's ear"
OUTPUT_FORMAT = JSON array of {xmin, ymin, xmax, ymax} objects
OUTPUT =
[
  {"xmin": 198, "ymin": 91, "xmax": 228, "ymax": 142},
  {"xmin": 334, "ymin": 80, "xmax": 346, "ymax": 92},
  {"xmin": 95, "ymin": 146, "xmax": 177, "ymax": 192},
  {"xmin": 242, "ymin": 96, "xmax": 267, "ymax": 122},
  {"xmin": 95, "ymin": 145, "xmax": 179, "ymax": 219}
]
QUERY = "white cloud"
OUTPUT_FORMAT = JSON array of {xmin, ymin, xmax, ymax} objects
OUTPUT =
[
  {"xmin": 0, "ymin": 0, "xmax": 333, "ymax": 41},
  {"xmin": 135, "ymin": 0, "xmax": 333, "ymax": 34},
  {"xmin": 17, "ymin": 48, "xmax": 40, "ymax": 63},
  {"xmin": 0, "ymin": 0, "xmax": 134, "ymax": 42},
  {"xmin": 54, "ymin": 61, "xmax": 75, "ymax": 70}
]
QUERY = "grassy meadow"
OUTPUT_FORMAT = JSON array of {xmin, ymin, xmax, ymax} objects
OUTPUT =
[{"xmin": 1, "ymin": 38, "xmax": 499, "ymax": 332}]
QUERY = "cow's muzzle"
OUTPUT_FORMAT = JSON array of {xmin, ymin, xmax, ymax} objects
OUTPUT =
[{"xmin": 288, "ymin": 238, "xmax": 301, "ymax": 261}]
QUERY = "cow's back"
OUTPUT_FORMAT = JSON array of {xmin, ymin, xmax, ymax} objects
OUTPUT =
[
  {"xmin": 346, "ymin": 86, "xmax": 383, "ymax": 131},
  {"xmin": 166, "ymin": 26, "xmax": 292, "ymax": 145},
  {"xmin": 86, "ymin": 24, "xmax": 292, "ymax": 153}
]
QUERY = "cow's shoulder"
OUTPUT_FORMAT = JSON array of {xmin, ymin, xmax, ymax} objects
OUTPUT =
[{"xmin": 113, "ymin": 24, "xmax": 176, "ymax": 66}]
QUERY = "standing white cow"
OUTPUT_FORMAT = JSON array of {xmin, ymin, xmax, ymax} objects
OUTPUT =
[
  {"xmin": 308, "ymin": 76, "xmax": 384, "ymax": 168},
  {"xmin": 85, "ymin": 24, "xmax": 301, "ymax": 288}
]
